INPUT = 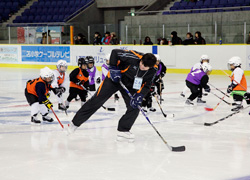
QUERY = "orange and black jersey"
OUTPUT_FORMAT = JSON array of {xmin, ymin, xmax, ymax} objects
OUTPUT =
[
  {"xmin": 26, "ymin": 77, "xmax": 51, "ymax": 103},
  {"xmin": 109, "ymin": 49, "xmax": 157, "ymax": 96},
  {"xmin": 69, "ymin": 67, "xmax": 89, "ymax": 90}
]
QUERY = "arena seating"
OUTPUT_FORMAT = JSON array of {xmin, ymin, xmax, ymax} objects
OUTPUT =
[
  {"xmin": 163, "ymin": 0, "xmax": 250, "ymax": 14},
  {"xmin": 0, "ymin": 0, "xmax": 27, "ymax": 22},
  {"xmin": 13, "ymin": 0, "xmax": 93, "ymax": 23}
]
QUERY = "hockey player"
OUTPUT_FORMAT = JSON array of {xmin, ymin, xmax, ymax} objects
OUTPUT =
[
  {"xmin": 154, "ymin": 55, "xmax": 167, "ymax": 100},
  {"xmin": 67, "ymin": 49, "xmax": 157, "ymax": 141},
  {"xmin": 141, "ymin": 85, "xmax": 156, "ymax": 112},
  {"xmin": 25, "ymin": 67, "xmax": 54, "ymax": 123},
  {"xmin": 65, "ymin": 58, "xmax": 89, "ymax": 109},
  {"xmin": 86, "ymin": 56, "xmax": 101, "ymax": 92},
  {"xmin": 181, "ymin": 55, "xmax": 210, "ymax": 97},
  {"xmin": 227, "ymin": 56, "xmax": 248, "ymax": 111},
  {"xmin": 185, "ymin": 63, "xmax": 212, "ymax": 105},
  {"xmin": 51, "ymin": 60, "xmax": 68, "ymax": 111},
  {"xmin": 102, "ymin": 54, "xmax": 119, "ymax": 102}
]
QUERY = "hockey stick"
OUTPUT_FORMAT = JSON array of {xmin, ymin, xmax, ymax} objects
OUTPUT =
[
  {"xmin": 120, "ymin": 81, "xmax": 185, "ymax": 152},
  {"xmin": 80, "ymin": 85, "xmax": 115, "ymax": 111},
  {"xmin": 51, "ymin": 107, "xmax": 64, "ymax": 128},
  {"xmin": 208, "ymin": 83, "xmax": 230, "ymax": 98},
  {"xmin": 204, "ymin": 92, "xmax": 229, "ymax": 111},
  {"xmin": 202, "ymin": 106, "xmax": 250, "ymax": 126},
  {"xmin": 159, "ymin": 76, "xmax": 163, "ymax": 104},
  {"xmin": 153, "ymin": 94, "xmax": 175, "ymax": 118},
  {"xmin": 210, "ymin": 91, "xmax": 232, "ymax": 106}
]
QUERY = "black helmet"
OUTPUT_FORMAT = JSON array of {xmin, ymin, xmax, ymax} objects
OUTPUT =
[
  {"xmin": 86, "ymin": 56, "xmax": 94, "ymax": 64},
  {"xmin": 78, "ymin": 58, "xmax": 87, "ymax": 67}
]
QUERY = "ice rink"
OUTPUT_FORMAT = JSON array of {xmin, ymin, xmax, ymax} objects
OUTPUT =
[{"xmin": 0, "ymin": 67, "xmax": 250, "ymax": 180}]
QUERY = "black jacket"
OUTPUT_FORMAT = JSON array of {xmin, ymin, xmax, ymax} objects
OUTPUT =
[
  {"xmin": 195, "ymin": 37, "xmax": 206, "ymax": 45},
  {"xmin": 183, "ymin": 37, "xmax": 195, "ymax": 45},
  {"xmin": 109, "ymin": 49, "xmax": 157, "ymax": 96}
]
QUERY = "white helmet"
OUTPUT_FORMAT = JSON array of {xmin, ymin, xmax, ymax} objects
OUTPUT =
[
  {"xmin": 200, "ymin": 55, "xmax": 210, "ymax": 63},
  {"xmin": 201, "ymin": 62, "xmax": 212, "ymax": 74},
  {"xmin": 155, "ymin": 54, "xmax": 161, "ymax": 61},
  {"xmin": 40, "ymin": 67, "xmax": 54, "ymax": 82},
  {"xmin": 56, "ymin": 60, "xmax": 68, "ymax": 73}
]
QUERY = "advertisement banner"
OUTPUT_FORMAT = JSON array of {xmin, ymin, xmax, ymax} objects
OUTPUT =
[
  {"xmin": 22, "ymin": 46, "xmax": 70, "ymax": 63},
  {"xmin": 0, "ymin": 46, "xmax": 18, "ymax": 63}
]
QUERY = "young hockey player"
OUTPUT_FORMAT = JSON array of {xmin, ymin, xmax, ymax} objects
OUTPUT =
[
  {"xmin": 181, "ymin": 55, "xmax": 210, "ymax": 97},
  {"xmin": 51, "ymin": 60, "xmax": 68, "ymax": 111},
  {"xmin": 67, "ymin": 49, "xmax": 157, "ymax": 141},
  {"xmin": 25, "ymin": 67, "xmax": 54, "ymax": 123},
  {"xmin": 154, "ymin": 55, "xmax": 167, "ymax": 101},
  {"xmin": 185, "ymin": 62, "xmax": 212, "ymax": 105},
  {"xmin": 86, "ymin": 56, "xmax": 101, "ymax": 92},
  {"xmin": 65, "ymin": 58, "xmax": 89, "ymax": 109},
  {"xmin": 227, "ymin": 56, "xmax": 248, "ymax": 111},
  {"xmin": 102, "ymin": 54, "xmax": 119, "ymax": 102}
]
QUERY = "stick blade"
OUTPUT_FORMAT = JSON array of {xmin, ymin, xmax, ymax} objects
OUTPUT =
[
  {"xmin": 204, "ymin": 122, "xmax": 217, "ymax": 126},
  {"xmin": 171, "ymin": 146, "xmax": 186, "ymax": 152},
  {"xmin": 107, "ymin": 108, "xmax": 115, "ymax": 111},
  {"xmin": 204, "ymin": 107, "xmax": 214, "ymax": 111}
]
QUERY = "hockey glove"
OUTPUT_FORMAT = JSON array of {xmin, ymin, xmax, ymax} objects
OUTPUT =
[
  {"xmin": 227, "ymin": 83, "xmax": 237, "ymax": 93},
  {"xmin": 130, "ymin": 93, "xmax": 144, "ymax": 109},
  {"xmin": 109, "ymin": 66, "xmax": 121, "ymax": 83},
  {"xmin": 55, "ymin": 87, "xmax": 66, "ymax": 97},
  {"xmin": 46, "ymin": 92, "xmax": 50, "ymax": 98},
  {"xmin": 96, "ymin": 77, "xmax": 101, "ymax": 84},
  {"xmin": 204, "ymin": 86, "xmax": 211, "ymax": 93},
  {"xmin": 42, "ymin": 99, "xmax": 53, "ymax": 109}
]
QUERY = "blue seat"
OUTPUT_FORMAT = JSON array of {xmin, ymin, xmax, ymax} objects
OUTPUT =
[
  {"xmin": 28, "ymin": 16, "xmax": 34, "ymax": 22},
  {"xmin": 204, "ymin": 0, "xmax": 211, "ymax": 6},
  {"xmin": 211, "ymin": 0, "xmax": 220, "ymax": 5},
  {"xmin": 52, "ymin": 15, "xmax": 59, "ymax": 22},
  {"xmin": 40, "ymin": 15, "xmax": 46, "ymax": 22},
  {"xmin": 217, "ymin": 4, "xmax": 225, "ymax": 7},
  {"xmin": 14, "ymin": 16, "xmax": 21, "ymax": 23},
  {"xmin": 216, "ymin": 9, "xmax": 224, "ymax": 12},
  {"xmin": 170, "ymin": 7, "xmax": 177, "ymax": 10},
  {"xmin": 228, "ymin": 0, "xmax": 236, "ymax": 3},
  {"xmin": 36, "ymin": 8, "xmax": 43, "ymax": 15},
  {"xmin": 62, "ymin": 1, "xmax": 68, "ymax": 6},
  {"xmin": 45, "ymin": 1, "xmax": 50, "ymax": 7},
  {"xmin": 21, "ymin": 16, "xmax": 28, "ymax": 23},
  {"xmin": 6, "ymin": 2, "xmax": 12, "ymax": 8},
  {"xmin": 200, "ymin": 10, "xmax": 209, "ymax": 13},
  {"xmin": 220, "ymin": 0, "xmax": 228, "ymax": 5},
  {"xmin": 180, "ymin": 1, "xmax": 188, "ymax": 6},
  {"xmin": 192, "ymin": 10, "xmax": 200, "ymax": 13},
  {"xmin": 30, "ymin": 9, "xmax": 36, "ymax": 15},
  {"xmin": 39, "ymin": 1, "xmax": 45, "ymax": 6},
  {"xmin": 242, "ymin": 7, "xmax": 250, "ymax": 10},
  {"xmin": 34, "ymin": 16, "xmax": 41, "ymax": 22},
  {"xmin": 46, "ymin": 15, "xmax": 52, "ymax": 22},
  {"xmin": 51, "ymin": 1, "xmax": 57, "ymax": 7}
]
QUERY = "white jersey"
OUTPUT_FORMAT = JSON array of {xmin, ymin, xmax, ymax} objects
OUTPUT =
[
  {"xmin": 231, "ymin": 67, "xmax": 244, "ymax": 85},
  {"xmin": 192, "ymin": 63, "xmax": 202, "ymax": 71},
  {"xmin": 51, "ymin": 69, "xmax": 67, "ymax": 89}
]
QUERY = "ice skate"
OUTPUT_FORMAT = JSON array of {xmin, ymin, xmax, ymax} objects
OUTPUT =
[
  {"xmin": 117, "ymin": 131, "xmax": 135, "ymax": 142},
  {"xmin": 231, "ymin": 104, "xmax": 243, "ymax": 111},
  {"xmin": 42, "ymin": 114, "xmax": 54, "ymax": 122},
  {"xmin": 66, "ymin": 122, "xmax": 78, "ymax": 136},
  {"xmin": 197, "ymin": 98, "xmax": 206, "ymax": 104},
  {"xmin": 185, "ymin": 99, "xmax": 194, "ymax": 105},
  {"xmin": 58, "ymin": 103, "xmax": 67, "ymax": 111},
  {"xmin": 31, "ymin": 115, "xmax": 41, "ymax": 124},
  {"xmin": 180, "ymin": 92, "xmax": 185, "ymax": 98}
]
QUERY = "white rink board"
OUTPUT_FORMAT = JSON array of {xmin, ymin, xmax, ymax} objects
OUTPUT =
[{"xmin": 0, "ymin": 44, "xmax": 249, "ymax": 70}]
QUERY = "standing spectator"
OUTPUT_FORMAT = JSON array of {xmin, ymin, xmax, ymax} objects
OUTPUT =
[
  {"xmin": 143, "ymin": 36, "xmax": 153, "ymax": 45},
  {"xmin": 110, "ymin": 32, "xmax": 118, "ymax": 45},
  {"xmin": 171, "ymin": 31, "xmax": 182, "ymax": 45},
  {"xmin": 183, "ymin": 32, "xmax": 195, "ymax": 45},
  {"xmin": 41, "ymin": 32, "xmax": 52, "ymax": 44},
  {"xmin": 194, "ymin": 31, "xmax": 206, "ymax": 45},
  {"xmin": 75, "ymin": 33, "xmax": 89, "ymax": 45},
  {"xmin": 102, "ymin": 32, "xmax": 111, "ymax": 45},
  {"xmin": 93, "ymin": 32, "xmax": 102, "ymax": 45},
  {"xmin": 246, "ymin": 32, "xmax": 250, "ymax": 44}
]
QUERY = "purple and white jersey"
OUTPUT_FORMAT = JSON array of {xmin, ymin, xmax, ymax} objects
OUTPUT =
[
  {"xmin": 156, "ymin": 63, "xmax": 162, "ymax": 76},
  {"xmin": 101, "ymin": 63, "xmax": 109, "ymax": 81},
  {"xmin": 186, "ymin": 69, "xmax": 206, "ymax": 85},
  {"xmin": 87, "ymin": 66, "xmax": 97, "ymax": 85}
]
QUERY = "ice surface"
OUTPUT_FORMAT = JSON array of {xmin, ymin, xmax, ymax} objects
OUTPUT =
[{"xmin": 0, "ymin": 68, "xmax": 250, "ymax": 180}]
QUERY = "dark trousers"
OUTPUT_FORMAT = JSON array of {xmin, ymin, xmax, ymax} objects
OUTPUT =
[
  {"xmin": 25, "ymin": 88, "xmax": 38, "ymax": 106},
  {"xmin": 186, "ymin": 80, "xmax": 202, "ymax": 101},
  {"xmin": 142, "ymin": 92, "xmax": 152, "ymax": 108},
  {"xmin": 67, "ymin": 87, "xmax": 87, "ymax": 102},
  {"xmin": 154, "ymin": 81, "xmax": 164, "ymax": 95},
  {"xmin": 72, "ymin": 78, "xmax": 139, "ymax": 132},
  {"xmin": 89, "ymin": 84, "xmax": 96, "ymax": 91}
]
